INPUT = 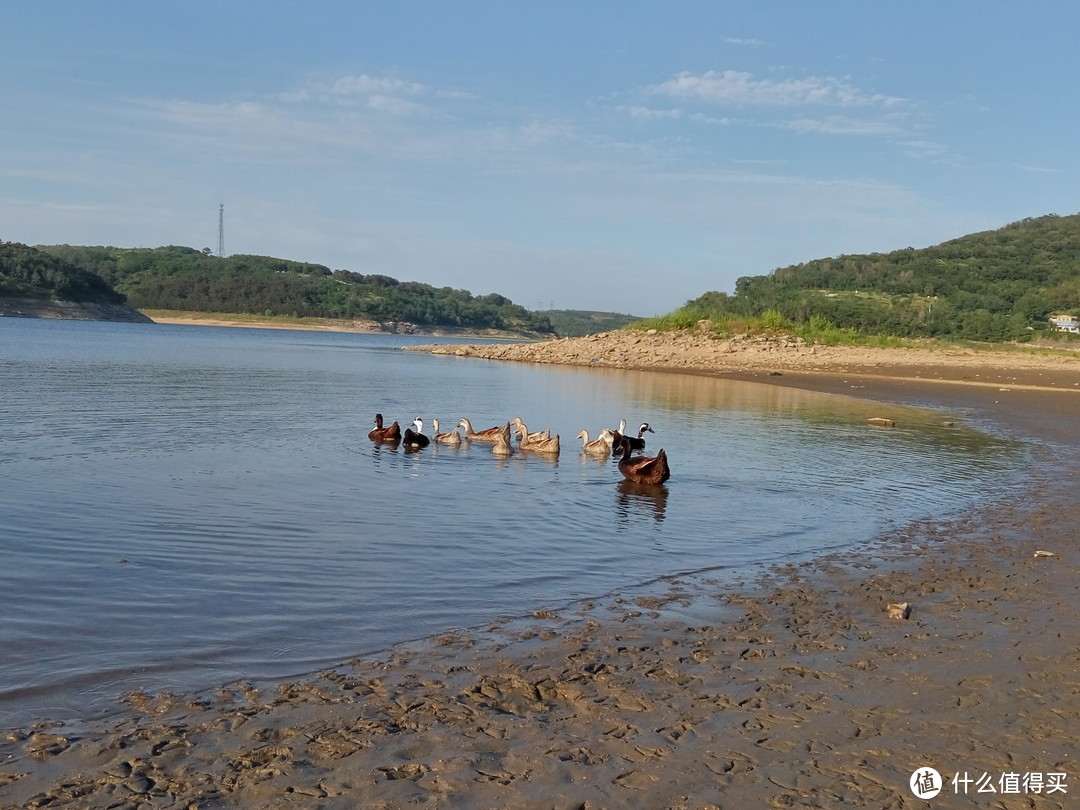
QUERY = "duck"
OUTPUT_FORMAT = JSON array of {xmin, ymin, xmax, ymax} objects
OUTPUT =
[
  {"xmin": 431, "ymin": 418, "xmax": 462, "ymax": 445},
  {"xmin": 616, "ymin": 434, "xmax": 670, "ymax": 485},
  {"xmin": 577, "ymin": 429, "xmax": 613, "ymax": 456},
  {"xmin": 603, "ymin": 418, "xmax": 630, "ymax": 450},
  {"xmin": 491, "ymin": 422, "xmax": 515, "ymax": 456},
  {"xmin": 457, "ymin": 417, "xmax": 507, "ymax": 443},
  {"xmin": 402, "ymin": 417, "xmax": 430, "ymax": 448},
  {"xmin": 625, "ymin": 422, "xmax": 655, "ymax": 452},
  {"xmin": 510, "ymin": 416, "xmax": 550, "ymax": 443},
  {"xmin": 514, "ymin": 423, "xmax": 561, "ymax": 455},
  {"xmin": 368, "ymin": 413, "xmax": 401, "ymax": 442}
]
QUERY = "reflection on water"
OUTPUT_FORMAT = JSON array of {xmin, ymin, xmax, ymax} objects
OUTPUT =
[
  {"xmin": 0, "ymin": 319, "xmax": 1025, "ymax": 728},
  {"xmin": 615, "ymin": 479, "xmax": 669, "ymax": 525}
]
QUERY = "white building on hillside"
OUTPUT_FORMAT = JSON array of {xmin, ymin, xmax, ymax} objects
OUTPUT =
[{"xmin": 1049, "ymin": 313, "xmax": 1079, "ymax": 333}]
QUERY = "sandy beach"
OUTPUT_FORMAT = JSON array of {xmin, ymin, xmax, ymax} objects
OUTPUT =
[{"xmin": 2, "ymin": 328, "xmax": 1078, "ymax": 809}]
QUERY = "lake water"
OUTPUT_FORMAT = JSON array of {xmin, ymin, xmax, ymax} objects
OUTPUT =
[{"xmin": 0, "ymin": 318, "xmax": 1024, "ymax": 729}]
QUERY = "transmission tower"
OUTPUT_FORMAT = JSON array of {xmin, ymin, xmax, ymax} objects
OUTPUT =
[{"xmin": 217, "ymin": 203, "xmax": 225, "ymax": 258}]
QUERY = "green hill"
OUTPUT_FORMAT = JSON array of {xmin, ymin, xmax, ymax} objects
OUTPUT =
[
  {"xmin": 542, "ymin": 309, "xmax": 641, "ymax": 337},
  {"xmin": 1, "ymin": 241, "xmax": 127, "ymax": 305},
  {"xmin": 36, "ymin": 244, "xmax": 558, "ymax": 336},
  {"xmin": 655, "ymin": 213, "xmax": 1080, "ymax": 343}
]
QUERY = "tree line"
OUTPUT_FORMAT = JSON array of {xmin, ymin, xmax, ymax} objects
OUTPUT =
[
  {"xmin": 34, "ymin": 244, "xmax": 555, "ymax": 334},
  {"xmin": 0, "ymin": 241, "xmax": 127, "ymax": 305}
]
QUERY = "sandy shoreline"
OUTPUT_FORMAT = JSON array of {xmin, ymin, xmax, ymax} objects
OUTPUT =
[
  {"xmin": 2, "ymin": 330, "xmax": 1078, "ymax": 809},
  {"xmin": 142, "ymin": 311, "xmax": 539, "ymax": 340}
]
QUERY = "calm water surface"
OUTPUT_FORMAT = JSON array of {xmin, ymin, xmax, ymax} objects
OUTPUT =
[{"xmin": 0, "ymin": 318, "xmax": 1023, "ymax": 728}]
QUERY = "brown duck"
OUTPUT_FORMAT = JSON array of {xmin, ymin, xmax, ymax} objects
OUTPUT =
[
  {"xmin": 514, "ymin": 422, "xmax": 560, "ymax": 456},
  {"xmin": 368, "ymin": 413, "xmax": 401, "ymax": 442},
  {"xmin": 491, "ymin": 422, "xmax": 515, "ymax": 456},
  {"xmin": 431, "ymin": 418, "xmax": 462, "ymax": 445},
  {"xmin": 616, "ymin": 435, "xmax": 670, "ymax": 485},
  {"xmin": 457, "ymin": 417, "xmax": 506, "ymax": 443}
]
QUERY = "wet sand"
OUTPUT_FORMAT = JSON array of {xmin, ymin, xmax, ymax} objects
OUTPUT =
[{"xmin": 2, "ymin": 336, "xmax": 1078, "ymax": 809}]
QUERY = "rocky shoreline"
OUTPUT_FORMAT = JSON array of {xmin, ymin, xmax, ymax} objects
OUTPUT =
[
  {"xmin": 0, "ymin": 297, "xmax": 153, "ymax": 323},
  {"xmin": 410, "ymin": 326, "xmax": 1080, "ymax": 393}
]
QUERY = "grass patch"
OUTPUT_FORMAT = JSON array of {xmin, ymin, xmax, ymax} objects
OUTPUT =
[{"xmin": 630, "ymin": 309, "xmax": 906, "ymax": 347}]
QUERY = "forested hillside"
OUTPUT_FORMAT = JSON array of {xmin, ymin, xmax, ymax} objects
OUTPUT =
[
  {"xmin": 21, "ymin": 212, "xmax": 1080, "ymax": 341},
  {"xmin": 0, "ymin": 241, "xmax": 127, "ymax": 305},
  {"xmin": 37, "ymin": 245, "xmax": 555, "ymax": 334},
  {"xmin": 543, "ymin": 309, "xmax": 640, "ymax": 337},
  {"xmin": 665, "ymin": 213, "xmax": 1080, "ymax": 342}
]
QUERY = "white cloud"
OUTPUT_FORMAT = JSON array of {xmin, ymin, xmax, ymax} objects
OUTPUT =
[
  {"xmin": 725, "ymin": 37, "xmax": 765, "ymax": 46},
  {"xmin": 621, "ymin": 105, "xmax": 683, "ymax": 120},
  {"xmin": 366, "ymin": 94, "xmax": 432, "ymax": 116},
  {"xmin": 327, "ymin": 74, "xmax": 425, "ymax": 97},
  {"xmin": 689, "ymin": 112, "xmax": 735, "ymax": 125},
  {"xmin": 895, "ymin": 139, "xmax": 949, "ymax": 160},
  {"xmin": 784, "ymin": 116, "xmax": 904, "ymax": 136},
  {"xmin": 650, "ymin": 70, "xmax": 904, "ymax": 108},
  {"xmin": 516, "ymin": 119, "xmax": 578, "ymax": 144},
  {"xmin": 279, "ymin": 74, "xmax": 427, "ymax": 104}
]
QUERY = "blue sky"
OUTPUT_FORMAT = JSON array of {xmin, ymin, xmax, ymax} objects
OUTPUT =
[{"xmin": 4, "ymin": 2, "xmax": 1078, "ymax": 316}]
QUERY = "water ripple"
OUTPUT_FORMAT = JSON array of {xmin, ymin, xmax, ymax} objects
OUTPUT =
[{"xmin": 0, "ymin": 320, "xmax": 1024, "ymax": 728}]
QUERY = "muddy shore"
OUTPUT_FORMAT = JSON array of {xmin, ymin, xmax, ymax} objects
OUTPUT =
[{"xmin": 2, "ymin": 330, "xmax": 1078, "ymax": 809}]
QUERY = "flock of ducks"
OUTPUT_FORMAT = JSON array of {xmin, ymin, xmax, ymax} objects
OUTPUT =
[{"xmin": 368, "ymin": 414, "xmax": 671, "ymax": 485}]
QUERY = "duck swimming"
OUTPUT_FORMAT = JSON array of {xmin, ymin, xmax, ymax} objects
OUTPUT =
[
  {"xmin": 616, "ymin": 434, "xmax": 670, "ymax": 485},
  {"xmin": 368, "ymin": 413, "xmax": 401, "ymax": 442},
  {"xmin": 457, "ymin": 417, "xmax": 506, "ymax": 443},
  {"xmin": 577, "ymin": 429, "xmax": 613, "ymax": 456},
  {"xmin": 432, "ymin": 418, "xmax": 462, "ymax": 445},
  {"xmin": 510, "ymin": 416, "xmax": 550, "ymax": 443},
  {"xmin": 491, "ymin": 422, "xmax": 515, "ymax": 456},
  {"xmin": 514, "ymin": 423, "xmax": 560, "ymax": 456},
  {"xmin": 625, "ymin": 422, "xmax": 654, "ymax": 451},
  {"xmin": 402, "ymin": 417, "xmax": 430, "ymax": 448}
]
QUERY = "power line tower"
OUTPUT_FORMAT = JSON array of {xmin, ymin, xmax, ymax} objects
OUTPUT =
[{"xmin": 217, "ymin": 203, "xmax": 225, "ymax": 258}]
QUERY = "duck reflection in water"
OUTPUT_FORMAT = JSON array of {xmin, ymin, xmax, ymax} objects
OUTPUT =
[{"xmin": 615, "ymin": 479, "xmax": 669, "ymax": 524}]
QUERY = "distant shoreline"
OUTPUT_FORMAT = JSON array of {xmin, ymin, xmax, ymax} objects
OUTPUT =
[
  {"xmin": 140, "ymin": 309, "xmax": 542, "ymax": 340},
  {"xmin": 409, "ymin": 326, "xmax": 1080, "ymax": 398}
]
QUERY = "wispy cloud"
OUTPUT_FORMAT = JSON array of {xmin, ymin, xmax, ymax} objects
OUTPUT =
[
  {"xmin": 280, "ymin": 73, "xmax": 427, "ymax": 103},
  {"xmin": 725, "ymin": 37, "xmax": 765, "ymax": 46},
  {"xmin": 649, "ymin": 70, "xmax": 904, "ymax": 108},
  {"xmin": 689, "ymin": 112, "xmax": 735, "ymax": 125},
  {"xmin": 895, "ymin": 139, "xmax": 949, "ymax": 160},
  {"xmin": 620, "ymin": 105, "xmax": 683, "ymax": 120},
  {"xmin": 327, "ymin": 74, "xmax": 425, "ymax": 96},
  {"xmin": 366, "ymin": 94, "xmax": 434, "ymax": 117},
  {"xmin": 146, "ymin": 99, "xmax": 354, "ymax": 150},
  {"xmin": 616, "ymin": 105, "xmax": 736, "ymax": 126},
  {"xmin": 783, "ymin": 115, "xmax": 904, "ymax": 136}
]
